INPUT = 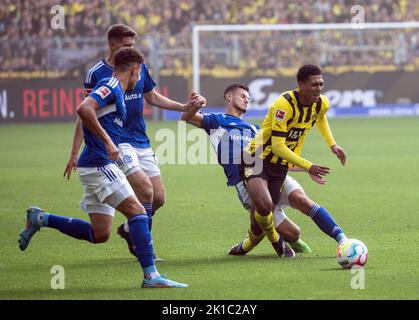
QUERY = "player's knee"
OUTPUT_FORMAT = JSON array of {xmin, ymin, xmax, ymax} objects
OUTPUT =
[
  {"xmin": 93, "ymin": 230, "xmax": 111, "ymax": 243},
  {"xmin": 277, "ymin": 221, "xmax": 300, "ymax": 242},
  {"xmin": 135, "ymin": 182, "xmax": 153, "ymax": 204},
  {"xmin": 152, "ymin": 190, "xmax": 165, "ymax": 212},
  {"xmin": 254, "ymin": 199, "xmax": 273, "ymax": 216},
  {"xmin": 288, "ymin": 225, "xmax": 301, "ymax": 243},
  {"xmin": 128, "ymin": 172, "xmax": 153, "ymax": 203},
  {"xmin": 289, "ymin": 190, "xmax": 313, "ymax": 215}
]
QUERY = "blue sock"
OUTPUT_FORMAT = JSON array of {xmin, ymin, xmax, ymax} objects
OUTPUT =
[
  {"xmin": 127, "ymin": 214, "xmax": 155, "ymax": 272},
  {"xmin": 309, "ymin": 204, "xmax": 346, "ymax": 243},
  {"xmin": 143, "ymin": 203, "xmax": 153, "ymax": 232},
  {"xmin": 43, "ymin": 213, "xmax": 96, "ymax": 243}
]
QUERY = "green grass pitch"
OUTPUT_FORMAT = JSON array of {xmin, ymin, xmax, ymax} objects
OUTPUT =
[{"xmin": 0, "ymin": 117, "xmax": 418, "ymax": 299}]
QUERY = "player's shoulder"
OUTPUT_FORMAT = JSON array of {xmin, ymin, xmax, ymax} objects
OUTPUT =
[
  {"xmin": 141, "ymin": 63, "xmax": 153, "ymax": 76},
  {"xmin": 95, "ymin": 77, "xmax": 119, "ymax": 90},
  {"xmin": 270, "ymin": 90, "xmax": 295, "ymax": 112},
  {"xmin": 91, "ymin": 77, "xmax": 120, "ymax": 100},
  {"xmin": 84, "ymin": 59, "xmax": 113, "ymax": 86},
  {"xmin": 319, "ymin": 94, "xmax": 329, "ymax": 105}
]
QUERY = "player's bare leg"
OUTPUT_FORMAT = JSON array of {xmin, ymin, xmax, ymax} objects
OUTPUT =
[
  {"xmin": 149, "ymin": 175, "xmax": 165, "ymax": 213},
  {"xmin": 288, "ymin": 189, "xmax": 315, "ymax": 215},
  {"xmin": 89, "ymin": 214, "xmax": 113, "ymax": 243},
  {"xmin": 275, "ymin": 216, "xmax": 311, "ymax": 253},
  {"xmin": 127, "ymin": 170, "xmax": 154, "ymax": 205},
  {"xmin": 276, "ymin": 218, "xmax": 300, "ymax": 243},
  {"xmin": 244, "ymin": 178, "xmax": 294, "ymax": 257}
]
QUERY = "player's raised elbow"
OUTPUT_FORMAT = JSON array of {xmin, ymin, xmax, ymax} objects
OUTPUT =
[
  {"xmin": 76, "ymin": 102, "xmax": 88, "ymax": 119},
  {"xmin": 181, "ymin": 112, "xmax": 190, "ymax": 123},
  {"xmin": 77, "ymin": 98, "xmax": 96, "ymax": 119}
]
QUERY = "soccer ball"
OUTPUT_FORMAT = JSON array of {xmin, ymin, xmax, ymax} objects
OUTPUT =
[{"xmin": 336, "ymin": 239, "xmax": 368, "ymax": 269}]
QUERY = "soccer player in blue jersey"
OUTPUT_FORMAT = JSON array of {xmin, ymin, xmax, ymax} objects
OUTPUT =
[
  {"xmin": 64, "ymin": 24, "xmax": 204, "ymax": 261},
  {"xmin": 181, "ymin": 83, "xmax": 348, "ymax": 257},
  {"xmin": 19, "ymin": 48, "xmax": 187, "ymax": 288}
]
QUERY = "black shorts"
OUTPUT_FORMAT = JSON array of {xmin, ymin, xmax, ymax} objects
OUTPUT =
[{"xmin": 241, "ymin": 160, "xmax": 288, "ymax": 206}]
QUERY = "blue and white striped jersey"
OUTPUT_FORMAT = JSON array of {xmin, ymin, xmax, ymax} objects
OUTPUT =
[
  {"xmin": 201, "ymin": 113, "xmax": 259, "ymax": 186},
  {"xmin": 78, "ymin": 77, "xmax": 126, "ymax": 167},
  {"xmin": 84, "ymin": 59, "xmax": 156, "ymax": 148}
]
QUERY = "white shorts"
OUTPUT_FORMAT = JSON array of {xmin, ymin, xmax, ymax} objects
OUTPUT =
[
  {"xmin": 117, "ymin": 143, "xmax": 161, "ymax": 178},
  {"xmin": 235, "ymin": 175, "xmax": 304, "ymax": 226},
  {"xmin": 77, "ymin": 163, "xmax": 135, "ymax": 216},
  {"xmin": 273, "ymin": 175, "xmax": 304, "ymax": 224}
]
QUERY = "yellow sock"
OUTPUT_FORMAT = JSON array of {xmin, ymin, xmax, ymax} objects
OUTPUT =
[
  {"xmin": 255, "ymin": 211, "xmax": 280, "ymax": 243},
  {"xmin": 242, "ymin": 227, "xmax": 265, "ymax": 252}
]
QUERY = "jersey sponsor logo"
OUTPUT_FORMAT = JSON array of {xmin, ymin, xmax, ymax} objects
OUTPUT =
[
  {"xmin": 125, "ymin": 93, "xmax": 141, "ymax": 101},
  {"xmin": 95, "ymin": 86, "xmax": 111, "ymax": 99},
  {"xmin": 275, "ymin": 109, "xmax": 286, "ymax": 122},
  {"xmin": 230, "ymin": 134, "xmax": 252, "ymax": 142},
  {"xmin": 287, "ymin": 128, "xmax": 305, "ymax": 142}
]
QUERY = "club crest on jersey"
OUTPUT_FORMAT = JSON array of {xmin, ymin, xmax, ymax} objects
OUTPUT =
[
  {"xmin": 275, "ymin": 109, "xmax": 286, "ymax": 122},
  {"xmin": 244, "ymin": 167, "xmax": 253, "ymax": 178},
  {"xmin": 123, "ymin": 155, "xmax": 133, "ymax": 163},
  {"xmin": 95, "ymin": 86, "xmax": 111, "ymax": 99}
]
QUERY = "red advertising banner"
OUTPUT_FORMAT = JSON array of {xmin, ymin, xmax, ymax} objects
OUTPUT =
[{"xmin": 0, "ymin": 78, "xmax": 186, "ymax": 123}]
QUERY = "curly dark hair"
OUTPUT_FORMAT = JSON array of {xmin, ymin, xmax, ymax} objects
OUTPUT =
[
  {"xmin": 114, "ymin": 48, "xmax": 144, "ymax": 71},
  {"xmin": 297, "ymin": 64, "xmax": 322, "ymax": 82}
]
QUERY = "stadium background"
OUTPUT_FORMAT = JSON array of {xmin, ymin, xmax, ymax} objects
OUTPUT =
[
  {"xmin": 1, "ymin": 0, "xmax": 419, "ymax": 301},
  {"xmin": 1, "ymin": 0, "xmax": 419, "ymax": 123}
]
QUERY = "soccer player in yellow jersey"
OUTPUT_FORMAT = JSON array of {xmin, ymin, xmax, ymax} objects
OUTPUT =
[{"xmin": 242, "ymin": 64, "xmax": 347, "ymax": 257}]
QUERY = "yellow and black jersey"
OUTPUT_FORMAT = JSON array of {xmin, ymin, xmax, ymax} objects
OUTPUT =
[{"xmin": 244, "ymin": 89, "xmax": 336, "ymax": 171}]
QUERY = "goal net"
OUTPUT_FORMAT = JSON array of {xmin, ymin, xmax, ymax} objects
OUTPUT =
[{"xmin": 192, "ymin": 22, "xmax": 419, "ymax": 117}]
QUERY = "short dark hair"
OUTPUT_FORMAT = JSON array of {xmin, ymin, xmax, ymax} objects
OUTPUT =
[
  {"xmin": 297, "ymin": 64, "xmax": 322, "ymax": 82},
  {"xmin": 114, "ymin": 48, "xmax": 144, "ymax": 71},
  {"xmin": 107, "ymin": 24, "xmax": 137, "ymax": 42},
  {"xmin": 224, "ymin": 83, "xmax": 249, "ymax": 99}
]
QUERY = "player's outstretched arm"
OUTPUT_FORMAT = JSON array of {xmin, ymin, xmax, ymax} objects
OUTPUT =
[
  {"xmin": 64, "ymin": 117, "xmax": 84, "ymax": 180},
  {"xmin": 144, "ymin": 89, "xmax": 206, "ymax": 112},
  {"xmin": 76, "ymin": 97, "xmax": 119, "ymax": 160}
]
